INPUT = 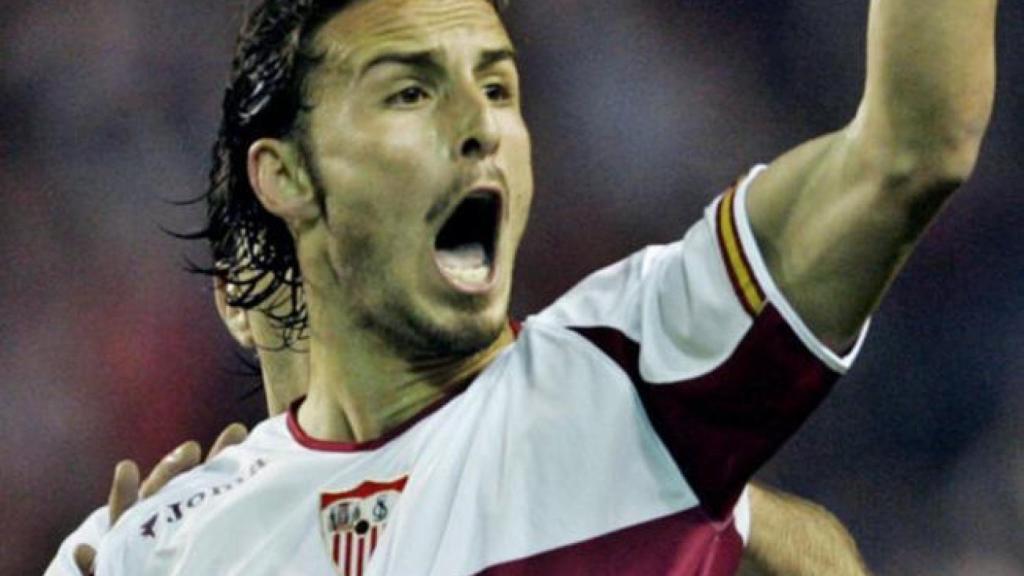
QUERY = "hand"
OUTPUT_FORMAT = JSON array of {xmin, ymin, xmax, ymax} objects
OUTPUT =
[{"xmin": 72, "ymin": 423, "xmax": 248, "ymax": 575}]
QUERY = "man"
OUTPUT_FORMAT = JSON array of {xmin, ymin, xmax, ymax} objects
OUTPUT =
[
  {"xmin": 93, "ymin": 0, "xmax": 996, "ymax": 573},
  {"xmin": 48, "ymin": 284, "xmax": 869, "ymax": 576}
]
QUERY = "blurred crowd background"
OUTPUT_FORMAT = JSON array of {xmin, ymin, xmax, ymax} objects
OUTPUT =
[{"xmin": 2, "ymin": 1, "xmax": 1022, "ymax": 574}]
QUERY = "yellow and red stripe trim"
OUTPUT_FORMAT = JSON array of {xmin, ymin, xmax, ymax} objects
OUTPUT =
[{"xmin": 716, "ymin": 186, "xmax": 766, "ymax": 317}]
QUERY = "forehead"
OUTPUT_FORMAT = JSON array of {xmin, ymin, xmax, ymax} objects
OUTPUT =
[{"xmin": 316, "ymin": 0, "xmax": 512, "ymax": 71}]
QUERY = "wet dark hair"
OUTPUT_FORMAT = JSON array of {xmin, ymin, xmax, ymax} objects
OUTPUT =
[{"xmin": 190, "ymin": 0, "xmax": 507, "ymax": 347}]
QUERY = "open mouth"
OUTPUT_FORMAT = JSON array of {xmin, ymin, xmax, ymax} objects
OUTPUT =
[{"xmin": 433, "ymin": 190, "xmax": 501, "ymax": 291}]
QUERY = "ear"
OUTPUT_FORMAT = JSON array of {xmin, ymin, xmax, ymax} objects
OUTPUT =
[
  {"xmin": 247, "ymin": 138, "xmax": 320, "ymax": 224},
  {"xmin": 214, "ymin": 277, "xmax": 256, "ymax": 349}
]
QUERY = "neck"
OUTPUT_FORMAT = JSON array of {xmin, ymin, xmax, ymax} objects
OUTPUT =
[
  {"xmin": 260, "ymin": 345, "xmax": 309, "ymax": 417},
  {"xmin": 298, "ymin": 310, "xmax": 513, "ymax": 444}
]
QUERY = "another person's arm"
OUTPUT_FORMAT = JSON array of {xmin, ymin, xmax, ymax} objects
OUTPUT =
[
  {"xmin": 44, "ymin": 424, "xmax": 246, "ymax": 576},
  {"xmin": 739, "ymin": 483, "xmax": 870, "ymax": 576},
  {"xmin": 747, "ymin": 0, "xmax": 998, "ymax": 349}
]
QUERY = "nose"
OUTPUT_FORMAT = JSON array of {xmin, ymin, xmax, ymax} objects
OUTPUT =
[
  {"xmin": 461, "ymin": 134, "xmax": 494, "ymax": 158},
  {"xmin": 455, "ymin": 90, "xmax": 500, "ymax": 161}
]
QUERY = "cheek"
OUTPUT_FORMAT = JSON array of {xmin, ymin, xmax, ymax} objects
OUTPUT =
[
  {"xmin": 317, "ymin": 142, "xmax": 439, "ymax": 227},
  {"xmin": 319, "ymin": 103, "xmax": 448, "ymax": 179},
  {"xmin": 500, "ymin": 116, "xmax": 532, "ymax": 171},
  {"xmin": 322, "ymin": 197, "xmax": 382, "ymax": 271},
  {"xmin": 358, "ymin": 111, "xmax": 449, "ymax": 167},
  {"xmin": 502, "ymin": 126, "xmax": 534, "ymax": 229}
]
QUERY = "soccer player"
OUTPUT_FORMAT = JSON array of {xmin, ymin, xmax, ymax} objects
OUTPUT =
[{"xmin": 94, "ymin": 0, "xmax": 997, "ymax": 573}]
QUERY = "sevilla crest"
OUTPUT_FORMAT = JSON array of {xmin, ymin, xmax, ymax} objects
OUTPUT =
[{"xmin": 319, "ymin": 477, "xmax": 408, "ymax": 576}]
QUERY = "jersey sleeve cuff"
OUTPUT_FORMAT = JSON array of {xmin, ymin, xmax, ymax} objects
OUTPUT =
[{"xmin": 726, "ymin": 164, "xmax": 869, "ymax": 374}]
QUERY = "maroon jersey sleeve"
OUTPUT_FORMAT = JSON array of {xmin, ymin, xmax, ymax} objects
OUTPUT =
[{"xmin": 537, "ymin": 167, "xmax": 867, "ymax": 518}]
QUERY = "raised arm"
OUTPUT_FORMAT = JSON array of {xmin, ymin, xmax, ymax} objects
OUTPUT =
[{"xmin": 747, "ymin": 0, "xmax": 998, "ymax": 350}]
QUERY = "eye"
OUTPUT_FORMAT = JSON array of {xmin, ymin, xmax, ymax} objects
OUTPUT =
[
  {"xmin": 386, "ymin": 86, "xmax": 430, "ymax": 107},
  {"xmin": 483, "ymin": 82, "xmax": 511, "ymax": 102}
]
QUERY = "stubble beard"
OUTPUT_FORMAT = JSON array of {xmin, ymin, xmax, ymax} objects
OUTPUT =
[{"xmin": 357, "ymin": 282, "xmax": 504, "ymax": 364}]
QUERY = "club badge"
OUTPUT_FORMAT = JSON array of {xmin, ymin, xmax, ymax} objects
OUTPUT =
[{"xmin": 319, "ymin": 477, "xmax": 408, "ymax": 576}]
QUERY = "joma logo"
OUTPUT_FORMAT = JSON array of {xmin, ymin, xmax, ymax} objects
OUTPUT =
[{"xmin": 139, "ymin": 458, "xmax": 268, "ymax": 539}]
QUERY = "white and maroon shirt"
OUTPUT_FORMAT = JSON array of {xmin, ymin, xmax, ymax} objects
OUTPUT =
[{"xmin": 93, "ymin": 166, "xmax": 866, "ymax": 576}]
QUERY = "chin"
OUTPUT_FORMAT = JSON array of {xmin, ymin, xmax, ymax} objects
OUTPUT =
[
  {"xmin": 441, "ymin": 318, "xmax": 504, "ymax": 356},
  {"xmin": 432, "ymin": 300, "xmax": 508, "ymax": 354},
  {"xmin": 361, "ymin": 294, "xmax": 508, "ymax": 362}
]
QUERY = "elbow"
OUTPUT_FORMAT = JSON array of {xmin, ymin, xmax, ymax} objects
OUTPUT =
[
  {"xmin": 850, "ymin": 99, "xmax": 990, "ymax": 208},
  {"xmin": 855, "ymin": 85, "xmax": 994, "ymax": 200},
  {"xmin": 915, "ymin": 124, "xmax": 987, "ymax": 188},
  {"xmin": 866, "ymin": 125, "xmax": 987, "ymax": 212}
]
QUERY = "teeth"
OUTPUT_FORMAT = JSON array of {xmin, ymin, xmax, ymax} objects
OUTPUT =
[
  {"xmin": 445, "ymin": 265, "xmax": 489, "ymax": 285},
  {"xmin": 436, "ymin": 243, "xmax": 490, "ymax": 286}
]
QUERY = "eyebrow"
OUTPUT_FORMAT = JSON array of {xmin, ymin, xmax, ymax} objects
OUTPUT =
[
  {"xmin": 358, "ymin": 47, "xmax": 517, "ymax": 79},
  {"xmin": 475, "ymin": 47, "xmax": 517, "ymax": 72}
]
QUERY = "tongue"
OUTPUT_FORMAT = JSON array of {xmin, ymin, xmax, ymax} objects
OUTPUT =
[
  {"xmin": 436, "ymin": 242, "xmax": 490, "ymax": 286},
  {"xmin": 436, "ymin": 242, "xmax": 487, "ymax": 269}
]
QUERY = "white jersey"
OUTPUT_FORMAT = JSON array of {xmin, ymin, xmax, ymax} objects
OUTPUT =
[{"xmin": 94, "ymin": 167, "xmax": 865, "ymax": 576}]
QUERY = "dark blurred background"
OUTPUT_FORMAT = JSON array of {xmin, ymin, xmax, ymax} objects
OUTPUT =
[{"xmin": 3, "ymin": 1, "xmax": 1022, "ymax": 574}]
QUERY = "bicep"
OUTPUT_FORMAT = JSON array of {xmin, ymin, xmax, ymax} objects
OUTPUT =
[{"xmin": 746, "ymin": 127, "xmax": 931, "ymax": 351}]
